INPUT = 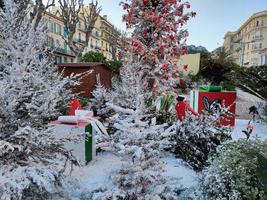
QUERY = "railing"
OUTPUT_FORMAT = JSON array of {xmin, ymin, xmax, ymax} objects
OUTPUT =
[
  {"xmin": 252, "ymin": 35, "xmax": 263, "ymax": 41},
  {"xmin": 73, "ymin": 38, "xmax": 87, "ymax": 45}
]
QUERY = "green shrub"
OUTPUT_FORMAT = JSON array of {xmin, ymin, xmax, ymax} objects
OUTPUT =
[
  {"xmin": 81, "ymin": 51, "xmax": 106, "ymax": 63},
  {"xmin": 197, "ymin": 139, "xmax": 267, "ymax": 200},
  {"xmin": 145, "ymin": 93, "xmax": 177, "ymax": 124},
  {"xmin": 107, "ymin": 60, "xmax": 123, "ymax": 74}
]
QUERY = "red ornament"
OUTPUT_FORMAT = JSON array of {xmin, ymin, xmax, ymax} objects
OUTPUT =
[
  {"xmin": 69, "ymin": 99, "xmax": 81, "ymax": 115},
  {"xmin": 132, "ymin": 41, "xmax": 139, "ymax": 47},
  {"xmin": 143, "ymin": 0, "xmax": 149, "ymax": 5},
  {"xmin": 162, "ymin": 75, "xmax": 168, "ymax": 80},
  {"xmin": 183, "ymin": 64, "xmax": 188, "ymax": 71},
  {"xmin": 162, "ymin": 63, "xmax": 168, "ymax": 70}
]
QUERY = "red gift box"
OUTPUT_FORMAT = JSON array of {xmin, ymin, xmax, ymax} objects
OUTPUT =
[{"xmin": 190, "ymin": 90, "xmax": 236, "ymax": 126}]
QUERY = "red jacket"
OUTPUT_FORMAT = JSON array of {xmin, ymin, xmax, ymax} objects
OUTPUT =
[{"xmin": 175, "ymin": 101, "xmax": 198, "ymax": 121}]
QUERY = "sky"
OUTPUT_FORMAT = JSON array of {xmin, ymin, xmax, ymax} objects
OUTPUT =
[{"xmin": 88, "ymin": 0, "xmax": 267, "ymax": 52}]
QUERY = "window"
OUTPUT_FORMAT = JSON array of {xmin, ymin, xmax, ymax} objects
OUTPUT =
[
  {"xmin": 55, "ymin": 39, "xmax": 61, "ymax": 48},
  {"xmin": 79, "ymin": 33, "xmax": 81, "ymax": 41},
  {"xmin": 247, "ymin": 43, "xmax": 249, "ymax": 50},
  {"xmin": 259, "ymin": 43, "xmax": 262, "ymax": 49},
  {"xmin": 71, "ymin": 58, "xmax": 74, "ymax": 63},
  {"xmin": 64, "ymin": 57, "xmax": 67, "ymax": 63},
  {"xmin": 256, "ymin": 20, "xmax": 259, "ymax": 27},
  {"xmin": 101, "ymin": 41, "xmax": 103, "ymax": 47},
  {"xmin": 49, "ymin": 22, "xmax": 53, "ymax": 32},
  {"xmin": 56, "ymin": 24, "xmax": 62, "ymax": 35},
  {"xmin": 90, "ymin": 39, "xmax": 93, "ymax": 48},
  {"xmin": 64, "ymin": 43, "xmax": 67, "ymax": 51},
  {"xmin": 47, "ymin": 37, "xmax": 54, "ymax": 48},
  {"xmin": 64, "ymin": 26, "xmax": 68, "ymax": 37},
  {"xmin": 265, "ymin": 55, "xmax": 267, "ymax": 65},
  {"xmin": 96, "ymin": 31, "xmax": 99, "ymax": 37},
  {"xmin": 55, "ymin": 56, "xmax": 62, "ymax": 64},
  {"xmin": 53, "ymin": 23, "xmax": 57, "ymax": 33}
]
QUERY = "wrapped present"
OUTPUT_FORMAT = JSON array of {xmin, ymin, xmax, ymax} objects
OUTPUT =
[
  {"xmin": 50, "ymin": 111, "xmax": 106, "ymax": 165},
  {"xmin": 198, "ymin": 85, "xmax": 223, "ymax": 92},
  {"xmin": 190, "ymin": 88, "xmax": 236, "ymax": 126}
]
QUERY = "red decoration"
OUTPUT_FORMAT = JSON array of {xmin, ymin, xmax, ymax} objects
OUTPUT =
[
  {"xmin": 132, "ymin": 41, "xmax": 139, "ymax": 47},
  {"xmin": 69, "ymin": 99, "xmax": 81, "ymax": 115},
  {"xmin": 143, "ymin": 0, "xmax": 149, "ymax": 4},
  {"xmin": 121, "ymin": 0, "xmax": 195, "ymax": 90},
  {"xmin": 197, "ymin": 92, "xmax": 236, "ymax": 126},
  {"xmin": 162, "ymin": 63, "xmax": 168, "ymax": 70},
  {"xmin": 183, "ymin": 64, "xmax": 188, "ymax": 71}
]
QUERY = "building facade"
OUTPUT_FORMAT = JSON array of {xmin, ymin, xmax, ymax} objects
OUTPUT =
[
  {"xmin": 224, "ymin": 10, "xmax": 267, "ymax": 67},
  {"xmin": 43, "ymin": 7, "xmax": 121, "ymax": 64}
]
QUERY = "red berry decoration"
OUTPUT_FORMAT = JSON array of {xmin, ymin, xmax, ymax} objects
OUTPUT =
[
  {"xmin": 132, "ymin": 41, "xmax": 139, "ymax": 47},
  {"xmin": 143, "ymin": 0, "xmax": 149, "ymax": 5},
  {"xmin": 162, "ymin": 63, "xmax": 168, "ymax": 70},
  {"xmin": 183, "ymin": 64, "xmax": 188, "ymax": 71},
  {"xmin": 121, "ymin": 0, "xmax": 195, "ymax": 91}
]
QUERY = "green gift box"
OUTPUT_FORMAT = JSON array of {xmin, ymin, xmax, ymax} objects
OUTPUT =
[{"xmin": 198, "ymin": 85, "xmax": 223, "ymax": 92}]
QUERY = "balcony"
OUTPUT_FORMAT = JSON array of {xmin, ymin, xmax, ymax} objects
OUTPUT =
[
  {"xmin": 251, "ymin": 35, "xmax": 263, "ymax": 42},
  {"xmin": 233, "ymin": 35, "xmax": 242, "ymax": 43},
  {"xmin": 73, "ymin": 38, "xmax": 87, "ymax": 45},
  {"xmin": 54, "ymin": 47, "xmax": 76, "ymax": 56},
  {"xmin": 46, "ymin": 47, "xmax": 75, "ymax": 57}
]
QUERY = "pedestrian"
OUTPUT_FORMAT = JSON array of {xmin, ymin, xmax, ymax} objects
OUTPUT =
[
  {"xmin": 175, "ymin": 95, "xmax": 198, "ymax": 121},
  {"xmin": 242, "ymin": 120, "xmax": 254, "ymax": 140},
  {"xmin": 249, "ymin": 105, "xmax": 258, "ymax": 121}
]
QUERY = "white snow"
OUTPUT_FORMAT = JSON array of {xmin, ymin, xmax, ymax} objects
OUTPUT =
[
  {"xmin": 64, "ymin": 119, "xmax": 267, "ymax": 197},
  {"xmin": 72, "ymin": 152, "xmax": 126, "ymax": 191},
  {"xmin": 232, "ymin": 119, "xmax": 267, "ymax": 140},
  {"xmin": 163, "ymin": 154, "xmax": 198, "ymax": 188}
]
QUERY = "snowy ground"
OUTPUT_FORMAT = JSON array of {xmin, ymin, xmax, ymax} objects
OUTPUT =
[
  {"xmin": 232, "ymin": 119, "xmax": 267, "ymax": 140},
  {"xmin": 68, "ymin": 119, "xmax": 267, "ymax": 195}
]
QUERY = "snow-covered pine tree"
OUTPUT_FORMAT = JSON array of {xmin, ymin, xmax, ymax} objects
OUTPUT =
[
  {"xmin": 89, "ymin": 119, "xmax": 183, "ymax": 200},
  {"xmin": 91, "ymin": 74, "xmax": 111, "ymax": 116},
  {"xmin": 121, "ymin": 0, "xmax": 196, "ymax": 92},
  {"xmin": 173, "ymin": 109, "xmax": 232, "ymax": 171},
  {"xmin": 0, "ymin": 1, "xmax": 79, "ymax": 199}
]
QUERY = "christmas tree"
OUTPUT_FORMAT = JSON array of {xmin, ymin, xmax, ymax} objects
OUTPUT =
[{"xmin": 121, "ymin": 0, "xmax": 196, "ymax": 92}]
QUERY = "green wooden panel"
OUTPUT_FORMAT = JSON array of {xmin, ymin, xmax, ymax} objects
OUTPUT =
[{"xmin": 85, "ymin": 124, "xmax": 93, "ymax": 164}]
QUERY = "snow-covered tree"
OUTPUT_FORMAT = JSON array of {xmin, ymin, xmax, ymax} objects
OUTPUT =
[
  {"xmin": 0, "ymin": 1, "xmax": 80, "ymax": 199},
  {"xmin": 90, "ymin": 118, "xmax": 183, "ymax": 200},
  {"xmin": 172, "ymin": 109, "xmax": 232, "ymax": 171},
  {"xmin": 121, "ymin": 0, "xmax": 196, "ymax": 91},
  {"xmin": 194, "ymin": 139, "xmax": 267, "ymax": 200},
  {"xmin": 91, "ymin": 55, "xmax": 143, "ymax": 118}
]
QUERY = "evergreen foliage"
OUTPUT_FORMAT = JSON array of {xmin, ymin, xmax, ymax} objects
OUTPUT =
[{"xmin": 196, "ymin": 140, "xmax": 267, "ymax": 200}]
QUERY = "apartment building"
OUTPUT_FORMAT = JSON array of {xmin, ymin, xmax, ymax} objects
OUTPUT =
[
  {"xmin": 224, "ymin": 10, "xmax": 267, "ymax": 67},
  {"xmin": 43, "ymin": 6, "xmax": 121, "ymax": 64}
]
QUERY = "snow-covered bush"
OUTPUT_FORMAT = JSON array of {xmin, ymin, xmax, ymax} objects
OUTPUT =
[
  {"xmin": 91, "ymin": 62, "xmax": 142, "ymax": 118},
  {"xmin": 196, "ymin": 139, "xmax": 267, "ymax": 200},
  {"xmin": 90, "ymin": 119, "xmax": 183, "ymax": 200},
  {"xmin": 173, "ymin": 112, "xmax": 232, "ymax": 171},
  {"xmin": 0, "ymin": 1, "xmax": 79, "ymax": 199},
  {"xmin": 91, "ymin": 74, "xmax": 111, "ymax": 116}
]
